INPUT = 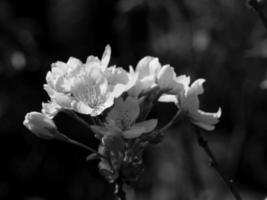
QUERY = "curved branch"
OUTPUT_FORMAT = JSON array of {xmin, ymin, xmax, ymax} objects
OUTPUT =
[{"xmin": 194, "ymin": 127, "xmax": 242, "ymax": 200}]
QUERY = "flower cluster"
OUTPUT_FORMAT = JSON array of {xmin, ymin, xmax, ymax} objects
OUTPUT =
[{"xmin": 23, "ymin": 45, "xmax": 221, "ymax": 183}]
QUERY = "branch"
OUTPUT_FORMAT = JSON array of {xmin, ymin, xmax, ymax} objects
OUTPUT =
[
  {"xmin": 247, "ymin": 0, "xmax": 267, "ymax": 30},
  {"xmin": 194, "ymin": 128, "xmax": 242, "ymax": 200}
]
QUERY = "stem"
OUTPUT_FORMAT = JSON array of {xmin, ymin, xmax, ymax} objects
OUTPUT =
[
  {"xmin": 57, "ymin": 132, "xmax": 107, "ymax": 160},
  {"xmin": 114, "ymin": 175, "xmax": 126, "ymax": 200},
  {"xmin": 194, "ymin": 128, "xmax": 242, "ymax": 200},
  {"xmin": 158, "ymin": 109, "xmax": 182, "ymax": 134},
  {"xmin": 247, "ymin": 0, "xmax": 267, "ymax": 30},
  {"xmin": 64, "ymin": 110, "xmax": 94, "ymax": 132},
  {"xmin": 143, "ymin": 109, "xmax": 182, "ymax": 144},
  {"xmin": 67, "ymin": 138, "xmax": 103, "ymax": 157}
]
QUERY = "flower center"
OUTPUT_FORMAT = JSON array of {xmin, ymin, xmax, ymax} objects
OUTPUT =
[{"xmin": 71, "ymin": 68, "xmax": 108, "ymax": 109}]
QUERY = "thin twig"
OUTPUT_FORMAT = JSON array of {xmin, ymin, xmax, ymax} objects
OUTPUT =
[
  {"xmin": 194, "ymin": 127, "xmax": 242, "ymax": 200},
  {"xmin": 247, "ymin": 0, "xmax": 267, "ymax": 30}
]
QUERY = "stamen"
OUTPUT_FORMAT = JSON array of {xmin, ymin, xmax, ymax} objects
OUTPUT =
[{"xmin": 71, "ymin": 71, "xmax": 106, "ymax": 110}]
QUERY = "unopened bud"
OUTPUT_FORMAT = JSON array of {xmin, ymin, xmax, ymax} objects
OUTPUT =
[{"xmin": 23, "ymin": 111, "xmax": 58, "ymax": 139}]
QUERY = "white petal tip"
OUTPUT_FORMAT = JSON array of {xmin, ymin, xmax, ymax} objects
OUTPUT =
[{"xmin": 216, "ymin": 107, "xmax": 222, "ymax": 118}]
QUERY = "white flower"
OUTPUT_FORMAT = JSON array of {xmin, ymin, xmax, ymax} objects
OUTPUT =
[
  {"xmin": 91, "ymin": 97, "xmax": 158, "ymax": 139},
  {"xmin": 159, "ymin": 77, "xmax": 221, "ymax": 131},
  {"xmin": 128, "ymin": 56, "xmax": 182, "ymax": 96},
  {"xmin": 44, "ymin": 45, "xmax": 135, "ymax": 116},
  {"xmin": 23, "ymin": 111, "xmax": 58, "ymax": 139},
  {"xmin": 67, "ymin": 65, "xmax": 115, "ymax": 116}
]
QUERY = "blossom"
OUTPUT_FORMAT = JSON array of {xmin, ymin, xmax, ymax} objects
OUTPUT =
[
  {"xmin": 128, "ymin": 56, "xmax": 183, "ymax": 97},
  {"xmin": 91, "ymin": 97, "xmax": 158, "ymax": 139},
  {"xmin": 44, "ymin": 45, "xmax": 135, "ymax": 116},
  {"xmin": 159, "ymin": 77, "xmax": 221, "ymax": 131},
  {"xmin": 23, "ymin": 111, "xmax": 58, "ymax": 139}
]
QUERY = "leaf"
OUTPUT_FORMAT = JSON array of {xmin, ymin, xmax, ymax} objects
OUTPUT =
[
  {"xmin": 106, "ymin": 97, "xmax": 140, "ymax": 129},
  {"xmin": 123, "ymin": 119, "xmax": 158, "ymax": 139},
  {"xmin": 86, "ymin": 153, "xmax": 99, "ymax": 161}
]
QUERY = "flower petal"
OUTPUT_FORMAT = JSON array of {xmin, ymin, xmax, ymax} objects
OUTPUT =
[
  {"xmin": 180, "ymin": 78, "xmax": 205, "ymax": 112},
  {"xmin": 101, "ymin": 45, "xmax": 111, "ymax": 70},
  {"xmin": 71, "ymin": 101, "xmax": 94, "ymax": 115},
  {"xmin": 52, "ymin": 92, "xmax": 73, "ymax": 109},
  {"xmin": 67, "ymin": 57, "xmax": 82, "ymax": 68},
  {"xmin": 158, "ymin": 94, "xmax": 178, "ymax": 104},
  {"xmin": 46, "ymin": 62, "xmax": 69, "ymax": 93},
  {"xmin": 175, "ymin": 75, "xmax": 191, "ymax": 88},
  {"xmin": 189, "ymin": 78, "xmax": 206, "ymax": 95},
  {"xmin": 157, "ymin": 65, "xmax": 176, "ymax": 91},
  {"xmin": 136, "ymin": 56, "xmax": 161, "ymax": 79},
  {"xmin": 105, "ymin": 66, "xmax": 137, "ymax": 97},
  {"xmin": 190, "ymin": 107, "xmax": 221, "ymax": 131},
  {"xmin": 41, "ymin": 101, "xmax": 61, "ymax": 118}
]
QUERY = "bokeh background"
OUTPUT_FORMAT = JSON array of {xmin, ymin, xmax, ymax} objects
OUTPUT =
[{"xmin": 0, "ymin": 0, "xmax": 267, "ymax": 199}]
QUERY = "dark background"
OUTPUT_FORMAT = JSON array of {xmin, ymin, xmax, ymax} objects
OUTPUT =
[{"xmin": 0, "ymin": 0, "xmax": 267, "ymax": 199}]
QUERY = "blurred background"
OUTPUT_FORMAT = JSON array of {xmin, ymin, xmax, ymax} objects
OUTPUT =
[{"xmin": 0, "ymin": 0, "xmax": 267, "ymax": 199}]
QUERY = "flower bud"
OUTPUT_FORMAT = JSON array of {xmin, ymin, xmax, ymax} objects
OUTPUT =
[
  {"xmin": 157, "ymin": 65, "xmax": 176, "ymax": 90},
  {"xmin": 23, "ymin": 111, "xmax": 58, "ymax": 139}
]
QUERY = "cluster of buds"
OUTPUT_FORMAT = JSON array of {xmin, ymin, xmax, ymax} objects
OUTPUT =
[{"xmin": 23, "ymin": 45, "xmax": 221, "ymax": 184}]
